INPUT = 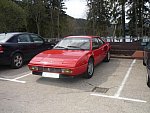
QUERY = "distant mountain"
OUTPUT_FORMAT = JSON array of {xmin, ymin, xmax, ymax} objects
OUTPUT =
[{"xmin": 66, "ymin": 16, "xmax": 87, "ymax": 36}]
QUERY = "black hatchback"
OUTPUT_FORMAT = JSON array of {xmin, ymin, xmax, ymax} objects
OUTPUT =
[
  {"xmin": 0, "ymin": 32, "xmax": 53, "ymax": 68},
  {"xmin": 142, "ymin": 41, "xmax": 150, "ymax": 88}
]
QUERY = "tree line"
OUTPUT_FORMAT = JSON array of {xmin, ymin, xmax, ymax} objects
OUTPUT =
[
  {"xmin": 0, "ymin": 0, "xmax": 74, "ymax": 38},
  {"xmin": 0, "ymin": 0, "xmax": 149, "ymax": 39},
  {"xmin": 86, "ymin": 0, "xmax": 150, "ymax": 39}
]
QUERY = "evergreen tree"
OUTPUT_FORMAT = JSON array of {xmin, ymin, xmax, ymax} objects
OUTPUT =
[
  {"xmin": 127, "ymin": 0, "xmax": 150, "ymax": 38},
  {"xmin": 86, "ymin": 0, "xmax": 111, "ymax": 36},
  {"xmin": 0, "ymin": 0, "xmax": 26, "ymax": 32}
]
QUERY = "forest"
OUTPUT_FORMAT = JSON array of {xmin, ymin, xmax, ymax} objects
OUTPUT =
[{"xmin": 0, "ymin": 0, "xmax": 149, "ymax": 39}]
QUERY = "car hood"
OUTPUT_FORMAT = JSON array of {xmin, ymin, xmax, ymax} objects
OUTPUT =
[{"xmin": 29, "ymin": 49, "xmax": 89, "ymax": 67}]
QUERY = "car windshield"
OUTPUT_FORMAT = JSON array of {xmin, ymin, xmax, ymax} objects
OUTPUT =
[
  {"xmin": 54, "ymin": 37, "xmax": 90, "ymax": 50},
  {"xmin": 0, "ymin": 33, "xmax": 14, "ymax": 43}
]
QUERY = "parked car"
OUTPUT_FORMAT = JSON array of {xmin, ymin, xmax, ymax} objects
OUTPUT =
[
  {"xmin": 142, "ymin": 41, "xmax": 150, "ymax": 88},
  {"xmin": 0, "ymin": 32, "xmax": 53, "ymax": 68},
  {"xmin": 28, "ymin": 36, "xmax": 111, "ymax": 79}
]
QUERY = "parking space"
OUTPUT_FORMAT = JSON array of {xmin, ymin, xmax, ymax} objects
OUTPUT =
[{"xmin": 0, "ymin": 58, "xmax": 150, "ymax": 113}]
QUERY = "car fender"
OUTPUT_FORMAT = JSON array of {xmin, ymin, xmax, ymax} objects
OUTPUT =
[
  {"xmin": 75, "ymin": 51, "xmax": 93, "ymax": 67},
  {"xmin": 10, "ymin": 50, "xmax": 24, "ymax": 58}
]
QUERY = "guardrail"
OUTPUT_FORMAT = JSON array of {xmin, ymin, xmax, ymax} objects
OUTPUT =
[
  {"xmin": 44, "ymin": 38, "xmax": 62, "ymax": 43},
  {"xmin": 101, "ymin": 36, "xmax": 150, "ymax": 42},
  {"xmin": 44, "ymin": 36, "xmax": 150, "ymax": 43}
]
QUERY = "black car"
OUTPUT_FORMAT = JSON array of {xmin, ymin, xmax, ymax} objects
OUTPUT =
[
  {"xmin": 142, "ymin": 41, "xmax": 150, "ymax": 88},
  {"xmin": 0, "ymin": 32, "xmax": 53, "ymax": 68}
]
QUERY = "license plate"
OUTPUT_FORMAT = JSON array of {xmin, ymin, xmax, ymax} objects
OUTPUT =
[{"xmin": 42, "ymin": 72, "xmax": 60, "ymax": 78}]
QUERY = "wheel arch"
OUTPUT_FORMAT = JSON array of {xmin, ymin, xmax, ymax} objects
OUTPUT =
[
  {"xmin": 10, "ymin": 50, "xmax": 24, "ymax": 59},
  {"xmin": 89, "ymin": 56, "xmax": 94, "ymax": 62},
  {"xmin": 88, "ymin": 55, "xmax": 95, "ymax": 65}
]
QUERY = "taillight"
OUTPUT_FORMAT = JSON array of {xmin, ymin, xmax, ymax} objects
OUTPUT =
[{"xmin": 0, "ymin": 45, "xmax": 4, "ymax": 53}]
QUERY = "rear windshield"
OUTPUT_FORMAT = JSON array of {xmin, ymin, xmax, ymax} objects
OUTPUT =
[{"xmin": 0, "ymin": 33, "xmax": 14, "ymax": 43}]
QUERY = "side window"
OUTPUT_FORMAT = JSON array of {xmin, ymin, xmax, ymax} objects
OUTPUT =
[
  {"xmin": 97, "ymin": 38, "xmax": 104, "ymax": 46},
  {"xmin": 7, "ymin": 36, "xmax": 17, "ymax": 43},
  {"xmin": 18, "ymin": 34, "xmax": 31, "ymax": 43},
  {"xmin": 30, "ymin": 34, "xmax": 43, "ymax": 43},
  {"xmin": 92, "ymin": 38, "xmax": 99, "ymax": 50}
]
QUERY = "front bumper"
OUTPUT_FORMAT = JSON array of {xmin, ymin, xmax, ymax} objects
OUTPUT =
[
  {"xmin": 28, "ymin": 63, "xmax": 87, "ymax": 77},
  {"xmin": 32, "ymin": 71, "xmax": 74, "ymax": 78}
]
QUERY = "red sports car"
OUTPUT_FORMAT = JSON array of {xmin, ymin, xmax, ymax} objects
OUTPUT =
[{"xmin": 28, "ymin": 36, "xmax": 111, "ymax": 79}]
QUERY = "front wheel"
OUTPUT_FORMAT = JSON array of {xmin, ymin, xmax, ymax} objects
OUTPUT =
[
  {"xmin": 84, "ymin": 58, "xmax": 94, "ymax": 79},
  {"xmin": 11, "ymin": 53, "xmax": 23, "ymax": 69}
]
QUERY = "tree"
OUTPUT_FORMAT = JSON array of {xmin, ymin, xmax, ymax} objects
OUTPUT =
[
  {"xmin": 86, "ymin": 0, "xmax": 127, "ymax": 40},
  {"xmin": 0, "ymin": 0, "xmax": 27, "ymax": 32},
  {"xmin": 110, "ymin": 0, "xmax": 122, "ymax": 39},
  {"xmin": 86, "ymin": 0, "xmax": 111, "ymax": 36},
  {"xmin": 13, "ymin": 0, "xmax": 69, "ymax": 38},
  {"xmin": 120, "ymin": 0, "xmax": 126, "ymax": 41},
  {"xmin": 127, "ymin": 0, "xmax": 150, "ymax": 38},
  {"xmin": 25, "ymin": 0, "xmax": 47, "ymax": 35}
]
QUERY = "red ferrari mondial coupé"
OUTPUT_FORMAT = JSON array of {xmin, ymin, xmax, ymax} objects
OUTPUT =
[{"xmin": 28, "ymin": 36, "xmax": 111, "ymax": 79}]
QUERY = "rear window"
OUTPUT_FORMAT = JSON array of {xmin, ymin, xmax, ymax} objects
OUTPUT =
[{"xmin": 0, "ymin": 33, "xmax": 14, "ymax": 43}]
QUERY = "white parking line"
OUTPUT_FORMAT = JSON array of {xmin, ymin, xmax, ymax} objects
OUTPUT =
[
  {"xmin": 0, "ymin": 77, "xmax": 26, "ymax": 83},
  {"xmin": 0, "ymin": 72, "xmax": 31, "ymax": 84},
  {"xmin": 91, "ymin": 59, "xmax": 147, "ymax": 103},
  {"xmin": 114, "ymin": 59, "xmax": 136, "ymax": 97},
  {"xmin": 91, "ymin": 93, "xmax": 147, "ymax": 103},
  {"xmin": 14, "ymin": 72, "xmax": 31, "ymax": 80}
]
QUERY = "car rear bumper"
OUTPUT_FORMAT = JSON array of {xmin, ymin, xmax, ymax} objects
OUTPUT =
[{"xmin": 0, "ymin": 54, "xmax": 11, "ymax": 65}]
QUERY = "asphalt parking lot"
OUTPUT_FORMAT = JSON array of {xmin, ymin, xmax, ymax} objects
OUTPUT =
[{"xmin": 0, "ymin": 58, "xmax": 150, "ymax": 113}]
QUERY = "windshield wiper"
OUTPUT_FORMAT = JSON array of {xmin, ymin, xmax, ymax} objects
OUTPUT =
[
  {"xmin": 54, "ymin": 46, "xmax": 68, "ymax": 49},
  {"xmin": 67, "ymin": 46, "xmax": 85, "ymax": 50}
]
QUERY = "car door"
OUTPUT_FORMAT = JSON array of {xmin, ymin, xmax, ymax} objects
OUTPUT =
[
  {"xmin": 92, "ymin": 38, "xmax": 104, "ymax": 65},
  {"xmin": 97, "ymin": 37, "xmax": 107, "ymax": 59},
  {"xmin": 30, "ymin": 34, "xmax": 49, "ymax": 55},
  {"xmin": 17, "ymin": 34, "xmax": 35, "ymax": 60}
]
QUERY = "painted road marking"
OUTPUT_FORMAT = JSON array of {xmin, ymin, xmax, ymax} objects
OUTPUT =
[
  {"xmin": 0, "ymin": 72, "xmax": 31, "ymax": 84},
  {"xmin": 91, "ymin": 59, "xmax": 147, "ymax": 103},
  {"xmin": 91, "ymin": 93, "xmax": 147, "ymax": 103},
  {"xmin": 14, "ymin": 72, "xmax": 31, "ymax": 80},
  {"xmin": 0, "ymin": 77, "xmax": 26, "ymax": 83},
  {"xmin": 114, "ymin": 59, "xmax": 136, "ymax": 97}
]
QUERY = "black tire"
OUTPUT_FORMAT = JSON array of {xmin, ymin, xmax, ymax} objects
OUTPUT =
[
  {"xmin": 147, "ymin": 74, "xmax": 150, "ymax": 88},
  {"xmin": 84, "ymin": 58, "xmax": 94, "ymax": 79},
  {"xmin": 11, "ymin": 53, "xmax": 23, "ymax": 69},
  {"xmin": 143, "ymin": 59, "xmax": 146, "ymax": 66},
  {"xmin": 104, "ymin": 51, "xmax": 110, "ymax": 62}
]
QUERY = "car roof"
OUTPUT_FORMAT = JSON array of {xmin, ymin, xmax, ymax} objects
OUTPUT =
[
  {"xmin": 66, "ymin": 36, "xmax": 100, "ymax": 39},
  {"xmin": 0, "ymin": 32, "xmax": 34, "ymax": 43},
  {"xmin": 0, "ymin": 32, "xmax": 30, "ymax": 35}
]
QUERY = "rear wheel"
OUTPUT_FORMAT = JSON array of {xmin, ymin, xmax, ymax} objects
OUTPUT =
[
  {"xmin": 147, "ymin": 74, "xmax": 150, "ymax": 88},
  {"xmin": 11, "ymin": 53, "xmax": 23, "ymax": 69},
  {"xmin": 104, "ymin": 51, "xmax": 110, "ymax": 62},
  {"xmin": 84, "ymin": 58, "xmax": 94, "ymax": 79}
]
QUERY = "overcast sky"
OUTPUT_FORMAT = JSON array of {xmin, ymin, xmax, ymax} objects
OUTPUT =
[{"xmin": 64, "ymin": 0, "xmax": 87, "ymax": 19}]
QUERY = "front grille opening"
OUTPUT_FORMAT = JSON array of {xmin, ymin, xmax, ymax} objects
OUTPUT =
[{"xmin": 38, "ymin": 67, "xmax": 62, "ymax": 73}]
